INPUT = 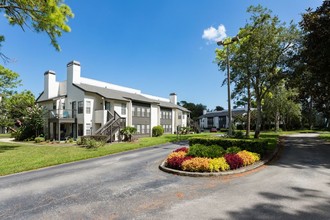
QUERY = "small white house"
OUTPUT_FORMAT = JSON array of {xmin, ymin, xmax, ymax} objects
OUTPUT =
[{"xmin": 36, "ymin": 61, "xmax": 190, "ymax": 141}]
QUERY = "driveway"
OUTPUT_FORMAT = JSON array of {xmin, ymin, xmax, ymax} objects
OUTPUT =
[{"xmin": 0, "ymin": 134, "xmax": 329, "ymax": 219}]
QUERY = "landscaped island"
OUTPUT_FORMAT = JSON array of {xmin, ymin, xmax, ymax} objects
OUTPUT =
[{"xmin": 163, "ymin": 137, "xmax": 269, "ymax": 173}]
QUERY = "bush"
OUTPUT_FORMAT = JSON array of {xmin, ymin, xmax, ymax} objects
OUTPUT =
[
  {"xmin": 188, "ymin": 137, "xmax": 267, "ymax": 156},
  {"xmin": 152, "ymin": 125, "xmax": 164, "ymax": 137},
  {"xmin": 166, "ymin": 156, "xmax": 193, "ymax": 170},
  {"xmin": 80, "ymin": 137, "xmax": 106, "ymax": 148},
  {"xmin": 225, "ymin": 146, "xmax": 241, "ymax": 154},
  {"xmin": 224, "ymin": 153, "xmax": 244, "ymax": 170},
  {"xmin": 167, "ymin": 151, "xmax": 187, "ymax": 160},
  {"xmin": 182, "ymin": 157, "xmax": 210, "ymax": 172},
  {"xmin": 34, "ymin": 136, "xmax": 45, "ymax": 143},
  {"xmin": 81, "ymin": 135, "xmax": 108, "ymax": 143},
  {"xmin": 120, "ymin": 126, "xmax": 137, "ymax": 141},
  {"xmin": 233, "ymin": 130, "xmax": 245, "ymax": 139},
  {"xmin": 173, "ymin": 147, "xmax": 189, "ymax": 153},
  {"xmin": 187, "ymin": 144, "xmax": 225, "ymax": 158},
  {"xmin": 237, "ymin": 150, "xmax": 255, "ymax": 166},
  {"xmin": 208, "ymin": 157, "xmax": 230, "ymax": 172}
]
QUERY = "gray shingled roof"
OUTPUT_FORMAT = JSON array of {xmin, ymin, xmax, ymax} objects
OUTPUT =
[
  {"xmin": 74, "ymin": 83, "xmax": 189, "ymax": 112},
  {"xmin": 158, "ymin": 100, "xmax": 190, "ymax": 112}
]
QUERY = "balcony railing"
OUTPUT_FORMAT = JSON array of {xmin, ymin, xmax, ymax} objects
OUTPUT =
[{"xmin": 48, "ymin": 109, "xmax": 77, "ymax": 119}]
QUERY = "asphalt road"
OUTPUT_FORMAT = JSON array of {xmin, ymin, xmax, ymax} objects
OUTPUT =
[{"xmin": 0, "ymin": 134, "xmax": 329, "ymax": 220}]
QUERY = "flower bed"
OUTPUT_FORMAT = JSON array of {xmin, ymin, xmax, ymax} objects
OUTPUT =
[{"xmin": 164, "ymin": 146, "xmax": 261, "ymax": 173}]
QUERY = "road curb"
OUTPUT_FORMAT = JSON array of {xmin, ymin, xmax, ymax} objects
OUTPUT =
[{"xmin": 159, "ymin": 140, "xmax": 282, "ymax": 177}]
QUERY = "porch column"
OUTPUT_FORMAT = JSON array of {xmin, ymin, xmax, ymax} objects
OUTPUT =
[{"xmin": 58, "ymin": 122, "xmax": 61, "ymax": 141}]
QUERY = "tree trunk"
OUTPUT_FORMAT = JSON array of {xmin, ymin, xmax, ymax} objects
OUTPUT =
[
  {"xmin": 254, "ymin": 98, "xmax": 262, "ymax": 139},
  {"xmin": 275, "ymin": 110, "xmax": 280, "ymax": 132},
  {"xmin": 246, "ymin": 82, "xmax": 251, "ymax": 138}
]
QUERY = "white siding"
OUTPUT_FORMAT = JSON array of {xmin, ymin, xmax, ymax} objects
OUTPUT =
[{"xmin": 150, "ymin": 104, "xmax": 159, "ymax": 130}]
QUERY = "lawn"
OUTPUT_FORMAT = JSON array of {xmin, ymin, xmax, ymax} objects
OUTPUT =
[
  {"xmin": 1, "ymin": 130, "xmax": 311, "ymax": 176},
  {"xmin": 0, "ymin": 133, "xmax": 11, "ymax": 139},
  {"xmin": 0, "ymin": 133, "xmax": 215, "ymax": 176},
  {"xmin": 319, "ymin": 133, "xmax": 330, "ymax": 142}
]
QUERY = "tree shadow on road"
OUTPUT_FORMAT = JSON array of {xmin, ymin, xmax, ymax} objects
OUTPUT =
[
  {"xmin": 224, "ymin": 186, "xmax": 330, "ymax": 220},
  {"xmin": 269, "ymin": 136, "xmax": 330, "ymax": 170}
]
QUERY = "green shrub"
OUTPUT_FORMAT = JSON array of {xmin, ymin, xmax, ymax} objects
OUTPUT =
[
  {"xmin": 120, "ymin": 126, "xmax": 137, "ymax": 141},
  {"xmin": 188, "ymin": 137, "xmax": 267, "ymax": 156},
  {"xmin": 187, "ymin": 144, "xmax": 225, "ymax": 158},
  {"xmin": 152, "ymin": 125, "xmax": 164, "ymax": 137},
  {"xmin": 34, "ymin": 136, "xmax": 45, "ymax": 143},
  {"xmin": 81, "ymin": 135, "xmax": 108, "ymax": 143},
  {"xmin": 76, "ymin": 137, "xmax": 82, "ymax": 145},
  {"xmin": 233, "ymin": 130, "xmax": 245, "ymax": 139},
  {"xmin": 225, "ymin": 146, "xmax": 241, "ymax": 154},
  {"xmin": 81, "ymin": 137, "xmax": 105, "ymax": 148}
]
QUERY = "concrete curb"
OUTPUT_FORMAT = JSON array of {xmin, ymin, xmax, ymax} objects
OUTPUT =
[{"xmin": 159, "ymin": 140, "xmax": 282, "ymax": 177}]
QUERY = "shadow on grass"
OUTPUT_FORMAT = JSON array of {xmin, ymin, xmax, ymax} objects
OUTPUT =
[
  {"xmin": 225, "ymin": 186, "xmax": 330, "ymax": 219},
  {"xmin": 0, "ymin": 144, "xmax": 20, "ymax": 153}
]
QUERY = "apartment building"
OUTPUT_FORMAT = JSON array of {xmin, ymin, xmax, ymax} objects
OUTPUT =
[{"xmin": 36, "ymin": 61, "xmax": 190, "ymax": 141}]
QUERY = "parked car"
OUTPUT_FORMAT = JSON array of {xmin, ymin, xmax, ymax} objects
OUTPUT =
[{"xmin": 210, "ymin": 127, "xmax": 217, "ymax": 132}]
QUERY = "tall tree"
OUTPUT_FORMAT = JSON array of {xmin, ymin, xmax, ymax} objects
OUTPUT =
[
  {"xmin": 0, "ymin": 0, "xmax": 74, "ymax": 59},
  {"xmin": 215, "ymin": 106, "xmax": 224, "ymax": 111},
  {"xmin": 179, "ymin": 101, "xmax": 206, "ymax": 120},
  {"xmin": 0, "ymin": 65, "xmax": 21, "ymax": 94},
  {"xmin": 216, "ymin": 5, "xmax": 300, "ymax": 138},
  {"xmin": 299, "ymin": 1, "xmax": 330, "ymax": 128},
  {"xmin": 263, "ymin": 81, "xmax": 301, "ymax": 131}
]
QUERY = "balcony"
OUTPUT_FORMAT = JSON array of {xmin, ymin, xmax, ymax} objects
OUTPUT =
[{"xmin": 48, "ymin": 109, "xmax": 76, "ymax": 123}]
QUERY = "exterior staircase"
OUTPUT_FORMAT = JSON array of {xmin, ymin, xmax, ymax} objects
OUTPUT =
[{"xmin": 95, "ymin": 111, "xmax": 126, "ymax": 142}]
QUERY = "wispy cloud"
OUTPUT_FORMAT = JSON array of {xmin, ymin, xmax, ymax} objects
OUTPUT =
[{"xmin": 202, "ymin": 24, "xmax": 227, "ymax": 44}]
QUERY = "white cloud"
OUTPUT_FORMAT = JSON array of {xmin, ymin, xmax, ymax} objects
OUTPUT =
[{"xmin": 202, "ymin": 24, "xmax": 227, "ymax": 43}]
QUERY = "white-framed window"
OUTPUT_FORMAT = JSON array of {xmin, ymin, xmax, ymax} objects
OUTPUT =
[
  {"xmin": 86, "ymin": 101, "xmax": 91, "ymax": 114},
  {"xmin": 121, "ymin": 103, "xmax": 126, "ymax": 115}
]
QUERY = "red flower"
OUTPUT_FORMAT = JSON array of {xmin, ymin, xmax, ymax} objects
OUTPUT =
[{"xmin": 224, "ymin": 153, "xmax": 243, "ymax": 170}]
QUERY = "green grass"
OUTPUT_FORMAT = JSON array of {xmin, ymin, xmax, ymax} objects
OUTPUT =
[
  {"xmin": 0, "ymin": 133, "xmax": 11, "ymax": 139},
  {"xmin": 319, "ymin": 133, "xmax": 330, "ymax": 142},
  {"xmin": 0, "ymin": 133, "xmax": 216, "ymax": 176}
]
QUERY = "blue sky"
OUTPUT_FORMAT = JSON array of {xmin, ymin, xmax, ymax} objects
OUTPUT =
[{"xmin": 1, "ymin": 0, "xmax": 323, "ymax": 110}]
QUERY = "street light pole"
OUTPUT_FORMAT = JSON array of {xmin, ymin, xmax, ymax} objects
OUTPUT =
[{"xmin": 217, "ymin": 36, "xmax": 239, "ymax": 136}]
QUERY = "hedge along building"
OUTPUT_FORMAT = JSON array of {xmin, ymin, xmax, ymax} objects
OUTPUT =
[{"xmin": 36, "ymin": 61, "xmax": 190, "ymax": 141}]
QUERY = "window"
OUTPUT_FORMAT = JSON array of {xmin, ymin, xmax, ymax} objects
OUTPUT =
[
  {"xmin": 86, "ymin": 101, "xmax": 91, "ymax": 114},
  {"xmin": 78, "ymin": 101, "xmax": 83, "ymax": 114},
  {"xmin": 85, "ymin": 123, "xmax": 91, "ymax": 135},
  {"xmin": 53, "ymin": 101, "xmax": 57, "ymax": 110},
  {"xmin": 121, "ymin": 103, "xmax": 126, "ymax": 115},
  {"xmin": 61, "ymin": 102, "xmax": 65, "ymax": 110},
  {"xmin": 142, "ymin": 108, "xmax": 145, "ymax": 117},
  {"xmin": 105, "ymin": 101, "xmax": 111, "ymax": 111},
  {"xmin": 178, "ymin": 114, "xmax": 182, "ymax": 119},
  {"xmin": 147, "ymin": 108, "xmax": 150, "ymax": 117},
  {"xmin": 137, "ymin": 107, "xmax": 141, "ymax": 117}
]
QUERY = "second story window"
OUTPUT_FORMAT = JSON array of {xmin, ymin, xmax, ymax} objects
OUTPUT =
[
  {"xmin": 121, "ymin": 103, "xmax": 126, "ymax": 115},
  {"xmin": 78, "ymin": 101, "xmax": 83, "ymax": 114},
  {"xmin": 86, "ymin": 101, "xmax": 91, "ymax": 114}
]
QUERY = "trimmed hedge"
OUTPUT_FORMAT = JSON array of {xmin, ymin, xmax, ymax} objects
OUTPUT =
[
  {"xmin": 187, "ymin": 144, "xmax": 225, "ymax": 158},
  {"xmin": 188, "ymin": 137, "xmax": 268, "ymax": 156}
]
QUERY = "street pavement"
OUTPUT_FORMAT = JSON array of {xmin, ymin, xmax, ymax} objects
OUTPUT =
[{"xmin": 0, "ymin": 134, "xmax": 329, "ymax": 220}]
